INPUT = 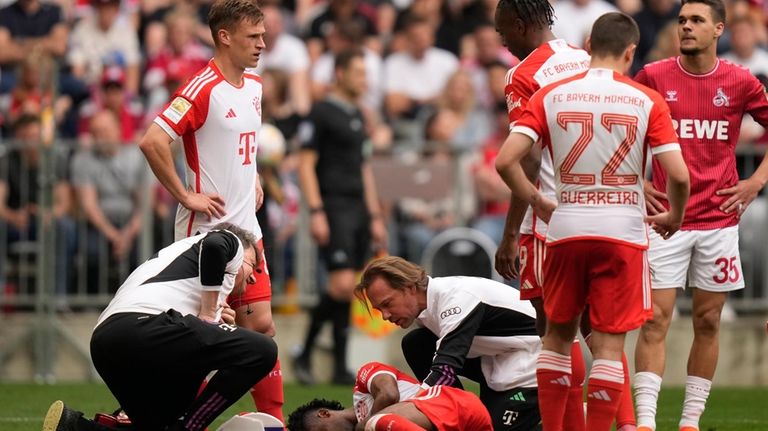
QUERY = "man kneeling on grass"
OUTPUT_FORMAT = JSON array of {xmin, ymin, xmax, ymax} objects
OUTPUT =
[
  {"xmin": 42, "ymin": 223, "xmax": 277, "ymax": 431},
  {"xmin": 287, "ymin": 361, "xmax": 492, "ymax": 431}
]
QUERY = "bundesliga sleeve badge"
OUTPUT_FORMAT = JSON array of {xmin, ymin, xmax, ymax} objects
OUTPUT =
[{"xmin": 164, "ymin": 97, "xmax": 192, "ymax": 124}]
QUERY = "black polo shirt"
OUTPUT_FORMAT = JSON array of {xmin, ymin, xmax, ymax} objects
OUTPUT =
[
  {"xmin": 0, "ymin": 1, "xmax": 63, "ymax": 39},
  {"xmin": 300, "ymin": 95, "xmax": 370, "ymax": 199}
]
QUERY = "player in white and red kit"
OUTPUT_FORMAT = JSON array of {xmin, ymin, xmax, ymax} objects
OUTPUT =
[
  {"xmin": 138, "ymin": 0, "xmax": 285, "ymax": 424},
  {"xmin": 632, "ymin": 1, "xmax": 768, "ymax": 430},
  {"xmin": 494, "ymin": 2, "xmax": 635, "ymax": 430},
  {"xmin": 286, "ymin": 361, "xmax": 492, "ymax": 431},
  {"xmin": 496, "ymin": 13, "xmax": 690, "ymax": 431}
]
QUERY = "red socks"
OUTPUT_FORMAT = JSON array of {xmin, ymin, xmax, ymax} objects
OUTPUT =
[
  {"xmin": 564, "ymin": 341, "xmax": 586, "ymax": 431},
  {"xmin": 615, "ymin": 353, "xmax": 636, "ymax": 428},
  {"xmin": 586, "ymin": 359, "xmax": 624, "ymax": 431},
  {"xmin": 536, "ymin": 350, "xmax": 572, "ymax": 431},
  {"xmin": 366, "ymin": 414, "xmax": 425, "ymax": 430},
  {"xmin": 250, "ymin": 359, "xmax": 285, "ymax": 424}
]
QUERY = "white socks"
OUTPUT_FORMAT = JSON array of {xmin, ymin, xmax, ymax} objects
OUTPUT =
[
  {"xmin": 679, "ymin": 375, "xmax": 712, "ymax": 430},
  {"xmin": 633, "ymin": 371, "xmax": 662, "ymax": 430}
]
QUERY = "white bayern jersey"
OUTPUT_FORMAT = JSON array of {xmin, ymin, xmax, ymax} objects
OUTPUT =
[
  {"xmin": 154, "ymin": 60, "xmax": 263, "ymax": 241},
  {"xmin": 513, "ymin": 68, "xmax": 680, "ymax": 247},
  {"xmin": 95, "ymin": 231, "xmax": 244, "ymax": 327},
  {"xmin": 504, "ymin": 40, "xmax": 591, "ymax": 238}
]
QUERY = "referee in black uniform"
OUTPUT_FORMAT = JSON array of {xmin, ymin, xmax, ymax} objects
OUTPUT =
[
  {"xmin": 294, "ymin": 48, "xmax": 387, "ymax": 385},
  {"xmin": 42, "ymin": 223, "xmax": 278, "ymax": 431}
]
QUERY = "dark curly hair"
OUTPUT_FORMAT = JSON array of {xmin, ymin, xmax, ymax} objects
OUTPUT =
[
  {"xmin": 496, "ymin": 0, "xmax": 555, "ymax": 30},
  {"xmin": 286, "ymin": 399, "xmax": 345, "ymax": 431}
]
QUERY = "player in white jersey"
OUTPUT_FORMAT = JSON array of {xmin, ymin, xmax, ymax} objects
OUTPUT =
[
  {"xmin": 138, "ymin": 0, "xmax": 285, "ymax": 423},
  {"xmin": 356, "ymin": 256, "xmax": 541, "ymax": 431},
  {"xmin": 495, "ymin": 13, "xmax": 690, "ymax": 431},
  {"xmin": 42, "ymin": 224, "xmax": 278, "ymax": 431}
]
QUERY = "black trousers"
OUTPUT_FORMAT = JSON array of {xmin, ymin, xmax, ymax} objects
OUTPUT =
[
  {"xmin": 91, "ymin": 310, "xmax": 277, "ymax": 431},
  {"xmin": 401, "ymin": 327, "xmax": 541, "ymax": 431}
]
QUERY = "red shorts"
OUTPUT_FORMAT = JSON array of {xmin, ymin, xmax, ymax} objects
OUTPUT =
[
  {"xmin": 408, "ymin": 386, "xmax": 493, "ymax": 431},
  {"xmin": 518, "ymin": 234, "xmax": 545, "ymax": 300},
  {"xmin": 543, "ymin": 240, "xmax": 652, "ymax": 333},
  {"xmin": 228, "ymin": 239, "xmax": 271, "ymax": 307}
]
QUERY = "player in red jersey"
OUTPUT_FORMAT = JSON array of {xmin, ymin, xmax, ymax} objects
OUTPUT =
[
  {"xmin": 632, "ymin": 1, "xmax": 768, "ymax": 430},
  {"xmin": 138, "ymin": 0, "xmax": 285, "ymax": 423},
  {"xmin": 494, "ymin": 2, "xmax": 635, "ymax": 430},
  {"xmin": 286, "ymin": 361, "xmax": 493, "ymax": 431},
  {"xmin": 496, "ymin": 12, "xmax": 690, "ymax": 431}
]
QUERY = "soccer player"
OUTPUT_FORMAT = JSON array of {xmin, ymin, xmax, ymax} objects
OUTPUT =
[
  {"xmin": 138, "ymin": 0, "xmax": 285, "ymax": 422},
  {"xmin": 356, "ymin": 256, "xmax": 541, "ymax": 431},
  {"xmin": 42, "ymin": 223, "xmax": 278, "ymax": 431},
  {"xmin": 495, "ymin": 12, "xmax": 690, "ymax": 431},
  {"xmin": 294, "ymin": 48, "xmax": 388, "ymax": 385},
  {"xmin": 495, "ymin": 2, "xmax": 638, "ymax": 430},
  {"xmin": 287, "ymin": 361, "xmax": 493, "ymax": 431},
  {"xmin": 633, "ymin": 1, "xmax": 768, "ymax": 430}
]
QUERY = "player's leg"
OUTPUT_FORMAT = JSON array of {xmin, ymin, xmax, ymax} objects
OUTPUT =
[
  {"xmin": 399, "ymin": 385, "xmax": 494, "ymax": 431},
  {"xmin": 230, "ymin": 240, "xmax": 286, "ymax": 424},
  {"xmin": 480, "ymin": 386, "xmax": 540, "ymax": 431},
  {"xmin": 582, "ymin": 315, "xmax": 635, "ymax": 431},
  {"xmin": 634, "ymin": 230, "xmax": 693, "ymax": 431},
  {"xmin": 538, "ymin": 242, "xmax": 588, "ymax": 431},
  {"xmin": 679, "ymin": 227, "xmax": 743, "ymax": 431},
  {"xmin": 326, "ymin": 268, "xmax": 358, "ymax": 384},
  {"xmin": 586, "ymin": 242, "xmax": 652, "ymax": 431}
]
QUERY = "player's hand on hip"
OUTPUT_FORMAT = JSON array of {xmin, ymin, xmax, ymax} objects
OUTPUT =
[
  {"xmin": 185, "ymin": 192, "xmax": 226, "ymax": 220},
  {"xmin": 644, "ymin": 179, "xmax": 667, "ymax": 215},
  {"xmin": 645, "ymin": 212, "xmax": 682, "ymax": 240},
  {"xmin": 716, "ymin": 177, "xmax": 762, "ymax": 216},
  {"xmin": 310, "ymin": 211, "xmax": 330, "ymax": 245},
  {"xmin": 495, "ymin": 233, "xmax": 520, "ymax": 280}
]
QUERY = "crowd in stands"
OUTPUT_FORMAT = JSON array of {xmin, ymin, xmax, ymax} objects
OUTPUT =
[{"xmin": 1, "ymin": 0, "xmax": 767, "ymax": 296}]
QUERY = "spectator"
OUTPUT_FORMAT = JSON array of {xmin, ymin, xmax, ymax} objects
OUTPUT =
[
  {"xmin": 6, "ymin": 49, "xmax": 72, "ymax": 131},
  {"xmin": 644, "ymin": 20, "xmax": 680, "ymax": 64},
  {"xmin": 305, "ymin": 0, "xmax": 378, "ymax": 63},
  {"xmin": 460, "ymin": 23, "xmax": 516, "ymax": 111},
  {"xmin": 632, "ymin": 0, "xmax": 680, "ymax": 74},
  {"xmin": 254, "ymin": 4, "xmax": 311, "ymax": 117},
  {"xmin": 432, "ymin": 68, "xmax": 493, "ymax": 153},
  {"xmin": 143, "ymin": 9, "xmax": 211, "ymax": 113},
  {"xmin": 722, "ymin": 15, "xmax": 768, "ymax": 77},
  {"xmin": 78, "ymin": 66, "xmax": 144, "ymax": 146},
  {"xmin": 469, "ymin": 101, "xmax": 512, "ymax": 246},
  {"xmin": 392, "ymin": 0, "xmax": 466, "ymax": 55},
  {"xmin": 0, "ymin": 114, "xmax": 76, "ymax": 303},
  {"xmin": 67, "ymin": 0, "xmax": 141, "ymax": 94},
  {"xmin": 383, "ymin": 16, "xmax": 458, "ymax": 142},
  {"xmin": 0, "ymin": 0, "xmax": 68, "ymax": 93},
  {"xmin": 72, "ymin": 110, "xmax": 146, "ymax": 293},
  {"xmin": 552, "ymin": 0, "xmax": 618, "ymax": 47}
]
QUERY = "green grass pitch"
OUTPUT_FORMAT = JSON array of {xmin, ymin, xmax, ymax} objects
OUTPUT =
[{"xmin": 0, "ymin": 383, "xmax": 766, "ymax": 430}]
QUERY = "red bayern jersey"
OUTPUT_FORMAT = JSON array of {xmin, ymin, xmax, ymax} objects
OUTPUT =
[
  {"xmin": 353, "ymin": 362, "xmax": 421, "ymax": 422},
  {"xmin": 504, "ymin": 39, "xmax": 590, "ymax": 238},
  {"xmin": 635, "ymin": 57, "xmax": 768, "ymax": 230},
  {"xmin": 513, "ymin": 68, "xmax": 679, "ymax": 247},
  {"xmin": 154, "ymin": 60, "xmax": 264, "ymax": 240}
]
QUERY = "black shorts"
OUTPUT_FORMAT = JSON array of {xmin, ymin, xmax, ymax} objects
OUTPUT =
[{"xmin": 320, "ymin": 196, "xmax": 371, "ymax": 271}]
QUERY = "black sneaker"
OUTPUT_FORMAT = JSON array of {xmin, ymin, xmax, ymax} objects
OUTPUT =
[
  {"xmin": 292, "ymin": 354, "xmax": 316, "ymax": 386},
  {"xmin": 42, "ymin": 401, "xmax": 83, "ymax": 431},
  {"xmin": 331, "ymin": 370, "xmax": 356, "ymax": 386}
]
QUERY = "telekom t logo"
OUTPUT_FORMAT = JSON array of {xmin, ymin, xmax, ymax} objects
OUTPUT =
[{"xmin": 238, "ymin": 131, "xmax": 257, "ymax": 165}]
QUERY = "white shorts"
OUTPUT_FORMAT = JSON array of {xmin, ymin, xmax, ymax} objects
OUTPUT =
[{"xmin": 648, "ymin": 226, "xmax": 744, "ymax": 292}]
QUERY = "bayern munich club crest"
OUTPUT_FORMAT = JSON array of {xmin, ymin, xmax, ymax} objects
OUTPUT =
[{"xmin": 712, "ymin": 87, "xmax": 729, "ymax": 107}]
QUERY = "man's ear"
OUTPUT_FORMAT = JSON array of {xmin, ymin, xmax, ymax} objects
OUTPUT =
[
  {"xmin": 218, "ymin": 28, "xmax": 231, "ymax": 47},
  {"xmin": 317, "ymin": 408, "xmax": 332, "ymax": 418}
]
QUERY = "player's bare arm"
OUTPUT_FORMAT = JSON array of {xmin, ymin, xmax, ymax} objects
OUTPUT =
[
  {"xmin": 139, "ymin": 123, "xmax": 226, "ymax": 219},
  {"xmin": 496, "ymin": 132, "xmax": 556, "ymax": 223},
  {"xmin": 368, "ymin": 373, "xmax": 401, "ymax": 417},
  {"xmin": 495, "ymin": 145, "xmax": 542, "ymax": 280},
  {"xmin": 297, "ymin": 148, "xmax": 330, "ymax": 245},
  {"xmin": 199, "ymin": 290, "xmax": 220, "ymax": 323},
  {"xmin": 645, "ymin": 150, "xmax": 690, "ymax": 239},
  {"xmin": 715, "ymin": 156, "xmax": 768, "ymax": 216},
  {"xmin": 254, "ymin": 172, "xmax": 264, "ymax": 211},
  {"xmin": 362, "ymin": 162, "xmax": 388, "ymax": 251}
]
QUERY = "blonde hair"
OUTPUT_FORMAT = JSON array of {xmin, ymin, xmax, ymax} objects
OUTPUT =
[{"xmin": 354, "ymin": 256, "xmax": 428, "ymax": 310}]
